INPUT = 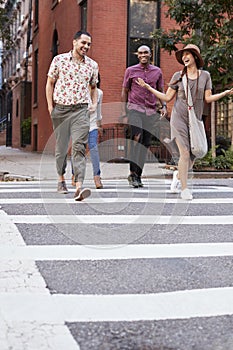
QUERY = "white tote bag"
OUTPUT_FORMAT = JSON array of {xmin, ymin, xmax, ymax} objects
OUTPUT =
[{"xmin": 182, "ymin": 75, "xmax": 208, "ymax": 159}]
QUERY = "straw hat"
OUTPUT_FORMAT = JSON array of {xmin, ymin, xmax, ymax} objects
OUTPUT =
[{"xmin": 175, "ymin": 44, "xmax": 204, "ymax": 68}]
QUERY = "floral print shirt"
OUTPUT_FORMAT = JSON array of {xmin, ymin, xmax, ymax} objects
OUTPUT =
[{"xmin": 48, "ymin": 51, "xmax": 99, "ymax": 105}]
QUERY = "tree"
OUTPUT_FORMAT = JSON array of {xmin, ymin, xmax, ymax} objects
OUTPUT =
[
  {"xmin": 152, "ymin": 0, "xmax": 233, "ymax": 87},
  {"xmin": 0, "ymin": 0, "xmax": 14, "ymax": 50},
  {"xmin": 152, "ymin": 0, "xmax": 233, "ymax": 154}
]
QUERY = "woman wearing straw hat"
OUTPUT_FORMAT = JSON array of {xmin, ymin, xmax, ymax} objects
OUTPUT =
[{"xmin": 137, "ymin": 44, "xmax": 233, "ymax": 200}]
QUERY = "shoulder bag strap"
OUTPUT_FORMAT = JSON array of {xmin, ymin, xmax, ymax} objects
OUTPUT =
[
  {"xmin": 182, "ymin": 74, "xmax": 193, "ymax": 110},
  {"xmin": 182, "ymin": 73, "xmax": 199, "ymax": 110}
]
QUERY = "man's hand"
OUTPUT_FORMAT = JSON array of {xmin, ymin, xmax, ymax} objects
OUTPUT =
[
  {"xmin": 118, "ymin": 114, "xmax": 128, "ymax": 124},
  {"xmin": 160, "ymin": 105, "xmax": 167, "ymax": 118},
  {"xmin": 46, "ymin": 76, "xmax": 55, "ymax": 115},
  {"xmin": 88, "ymin": 102, "xmax": 97, "ymax": 113},
  {"xmin": 48, "ymin": 106, "xmax": 53, "ymax": 115}
]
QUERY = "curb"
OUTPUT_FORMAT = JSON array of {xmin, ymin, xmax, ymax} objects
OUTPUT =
[
  {"xmin": 1, "ymin": 171, "xmax": 233, "ymax": 182},
  {"xmin": 0, "ymin": 173, "xmax": 36, "ymax": 182},
  {"xmin": 192, "ymin": 171, "xmax": 233, "ymax": 179}
]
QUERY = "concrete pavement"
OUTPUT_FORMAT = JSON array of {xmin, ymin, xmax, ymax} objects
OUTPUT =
[
  {"xmin": 1, "ymin": 145, "xmax": 233, "ymax": 350},
  {"xmin": 0, "ymin": 145, "xmax": 172, "ymax": 182},
  {"xmin": 1, "ymin": 145, "xmax": 233, "ymax": 183}
]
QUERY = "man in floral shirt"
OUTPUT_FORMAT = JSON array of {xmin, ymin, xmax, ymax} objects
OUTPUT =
[{"xmin": 46, "ymin": 30, "xmax": 98, "ymax": 201}]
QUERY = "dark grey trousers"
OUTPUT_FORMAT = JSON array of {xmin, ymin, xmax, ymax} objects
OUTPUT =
[
  {"xmin": 128, "ymin": 109, "xmax": 161, "ymax": 177},
  {"xmin": 51, "ymin": 103, "xmax": 90, "ymax": 183}
]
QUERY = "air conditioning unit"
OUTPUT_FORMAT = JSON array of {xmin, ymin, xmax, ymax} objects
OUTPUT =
[
  {"xmin": 21, "ymin": 14, "xmax": 25, "ymax": 23},
  {"xmin": 16, "ymin": 63, "xmax": 21, "ymax": 71}
]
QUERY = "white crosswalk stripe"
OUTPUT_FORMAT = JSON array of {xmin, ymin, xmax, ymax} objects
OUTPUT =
[
  {"xmin": 3, "ymin": 214, "xmax": 233, "ymax": 225},
  {"xmin": 1, "ymin": 243, "xmax": 233, "ymax": 260},
  {"xmin": 1, "ymin": 197, "xmax": 233, "ymax": 204},
  {"xmin": 1, "ymin": 287, "xmax": 233, "ymax": 322}
]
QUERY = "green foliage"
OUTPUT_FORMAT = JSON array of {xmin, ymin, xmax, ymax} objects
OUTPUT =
[
  {"xmin": 21, "ymin": 118, "xmax": 31, "ymax": 145},
  {"xmin": 0, "ymin": 1, "xmax": 14, "ymax": 49},
  {"xmin": 152, "ymin": 0, "xmax": 233, "ymax": 88},
  {"xmin": 194, "ymin": 148, "xmax": 233, "ymax": 170}
]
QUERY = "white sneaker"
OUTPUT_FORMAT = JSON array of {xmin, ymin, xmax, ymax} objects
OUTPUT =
[
  {"xmin": 181, "ymin": 188, "xmax": 193, "ymax": 200},
  {"xmin": 170, "ymin": 170, "xmax": 180, "ymax": 193}
]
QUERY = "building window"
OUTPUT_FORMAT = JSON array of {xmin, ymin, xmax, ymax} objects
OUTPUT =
[
  {"xmin": 34, "ymin": 49, "xmax": 38, "ymax": 104},
  {"xmin": 128, "ymin": 0, "xmax": 160, "ymax": 66},
  {"xmin": 216, "ymin": 100, "xmax": 233, "ymax": 139},
  {"xmin": 80, "ymin": 0, "xmax": 87, "ymax": 31},
  {"xmin": 34, "ymin": 0, "xmax": 39, "ymax": 29},
  {"xmin": 52, "ymin": 29, "xmax": 59, "ymax": 57},
  {"xmin": 16, "ymin": 99, "xmax": 19, "ymax": 117},
  {"xmin": 51, "ymin": 0, "xmax": 59, "ymax": 9}
]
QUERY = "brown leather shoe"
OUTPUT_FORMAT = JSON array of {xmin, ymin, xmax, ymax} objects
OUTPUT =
[
  {"xmin": 57, "ymin": 181, "xmax": 68, "ymax": 194},
  {"xmin": 74, "ymin": 188, "xmax": 91, "ymax": 201},
  {"xmin": 94, "ymin": 175, "xmax": 103, "ymax": 189}
]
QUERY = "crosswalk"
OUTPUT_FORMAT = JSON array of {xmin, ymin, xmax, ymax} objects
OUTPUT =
[{"xmin": 1, "ymin": 178, "xmax": 233, "ymax": 350}]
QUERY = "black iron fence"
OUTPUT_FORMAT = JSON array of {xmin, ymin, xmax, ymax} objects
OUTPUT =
[
  {"xmin": 0, "ymin": 115, "xmax": 6, "ymax": 133},
  {"xmin": 98, "ymin": 124, "xmax": 173, "ymax": 164}
]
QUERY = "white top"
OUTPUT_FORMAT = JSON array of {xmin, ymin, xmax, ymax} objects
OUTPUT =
[{"xmin": 89, "ymin": 88, "xmax": 103, "ymax": 132}]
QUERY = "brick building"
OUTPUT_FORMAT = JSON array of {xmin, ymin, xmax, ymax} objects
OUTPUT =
[
  {"xmin": 31, "ymin": 0, "xmax": 184, "ymax": 161},
  {"xmin": 1, "ymin": 0, "xmax": 32, "ymax": 148},
  {"xmin": 4, "ymin": 0, "xmax": 227, "ymax": 161}
]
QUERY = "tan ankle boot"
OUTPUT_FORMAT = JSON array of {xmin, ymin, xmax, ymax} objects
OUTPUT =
[
  {"xmin": 71, "ymin": 175, "xmax": 76, "ymax": 187},
  {"xmin": 94, "ymin": 175, "xmax": 103, "ymax": 189}
]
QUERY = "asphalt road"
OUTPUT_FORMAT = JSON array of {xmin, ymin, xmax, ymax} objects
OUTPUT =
[{"xmin": 1, "ymin": 177, "xmax": 233, "ymax": 350}]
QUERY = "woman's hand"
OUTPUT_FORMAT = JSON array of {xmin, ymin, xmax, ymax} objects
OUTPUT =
[
  {"xmin": 136, "ymin": 78, "xmax": 148, "ymax": 88},
  {"xmin": 137, "ymin": 77, "xmax": 175, "ymax": 103},
  {"xmin": 225, "ymin": 87, "xmax": 233, "ymax": 96}
]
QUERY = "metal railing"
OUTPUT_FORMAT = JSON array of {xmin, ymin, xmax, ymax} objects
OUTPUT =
[
  {"xmin": 0, "ymin": 116, "xmax": 7, "ymax": 132},
  {"xmin": 98, "ymin": 125, "xmax": 172, "ymax": 164}
]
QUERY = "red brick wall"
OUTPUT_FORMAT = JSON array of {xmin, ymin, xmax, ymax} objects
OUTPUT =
[
  {"xmin": 11, "ymin": 82, "xmax": 32, "ymax": 149},
  {"xmin": 0, "ymin": 129, "xmax": 6, "ymax": 146},
  {"xmin": 12, "ymin": 83, "xmax": 22, "ymax": 148},
  {"xmin": 32, "ymin": 1, "xmax": 82, "ymax": 152},
  {"xmin": 160, "ymin": 3, "xmax": 183, "ymax": 116},
  {"xmin": 33, "ymin": 0, "xmax": 193, "ymax": 152},
  {"xmin": 32, "ymin": 0, "xmax": 128, "ymax": 152},
  {"xmin": 90, "ymin": 0, "xmax": 128, "ymax": 127}
]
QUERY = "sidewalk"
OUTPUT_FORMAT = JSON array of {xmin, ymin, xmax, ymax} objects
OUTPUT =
[
  {"xmin": 1, "ymin": 146, "xmax": 233, "ymax": 182},
  {"xmin": 0, "ymin": 146, "xmax": 172, "ymax": 182}
]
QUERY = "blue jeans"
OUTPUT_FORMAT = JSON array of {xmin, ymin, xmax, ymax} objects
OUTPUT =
[{"xmin": 88, "ymin": 129, "xmax": 101, "ymax": 176}]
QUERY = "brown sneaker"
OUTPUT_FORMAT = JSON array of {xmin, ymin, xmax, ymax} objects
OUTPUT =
[
  {"xmin": 94, "ymin": 175, "xmax": 103, "ymax": 189},
  {"xmin": 57, "ymin": 181, "xmax": 68, "ymax": 194},
  {"xmin": 74, "ymin": 187, "xmax": 91, "ymax": 201}
]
